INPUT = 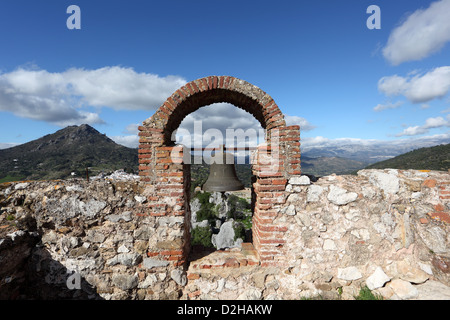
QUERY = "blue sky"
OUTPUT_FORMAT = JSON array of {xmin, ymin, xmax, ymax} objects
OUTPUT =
[{"xmin": 0, "ymin": 0, "xmax": 449, "ymax": 150}]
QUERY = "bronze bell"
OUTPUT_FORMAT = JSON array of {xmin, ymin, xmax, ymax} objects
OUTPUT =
[{"xmin": 202, "ymin": 149, "xmax": 244, "ymax": 192}]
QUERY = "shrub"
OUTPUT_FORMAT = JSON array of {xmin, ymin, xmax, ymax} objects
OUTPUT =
[
  {"xmin": 191, "ymin": 226, "xmax": 213, "ymax": 247},
  {"xmin": 233, "ymin": 222, "xmax": 246, "ymax": 242},
  {"xmin": 355, "ymin": 286, "xmax": 383, "ymax": 300}
]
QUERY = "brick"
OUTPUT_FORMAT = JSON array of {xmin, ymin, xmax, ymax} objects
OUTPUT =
[
  {"xmin": 175, "ymin": 88, "xmax": 187, "ymax": 100},
  {"xmin": 258, "ymin": 172, "xmax": 283, "ymax": 178},
  {"xmin": 187, "ymin": 273, "xmax": 200, "ymax": 280},
  {"xmin": 138, "ymin": 148, "xmax": 152, "ymax": 154},
  {"xmin": 254, "ymin": 184, "xmax": 286, "ymax": 192},
  {"xmin": 259, "ymin": 239, "xmax": 286, "ymax": 245},
  {"xmin": 428, "ymin": 211, "xmax": 450, "ymax": 224},
  {"xmin": 160, "ymin": 250, "xmax": 184, "ymax": 256},
  {"xmin": 420, "ymin": 217, "xmax": 429, "ymax": 224},
  {"xmin": 423, "ymin": 179, "xmax": 437, "ymax": 188},
  {"xmin": 173, "ymin": 260, "xmax": 186, "ymax": 267},
  {"xmin": 138, "ymin": 131, "xmax": 152, "ymax": 137},
  {"xmin": 258, "ymin": 225, "xmax": 288, "ymax": 232},
  {"xmin": 247, "ymin": 260, "xmax": 260, "ymax": 266},
  {"xmin": 157, "ymin": 158, "xmax": 175, "ymax": 164},
  {"xmin": 199, "ymin": 78, "xmax": 208, "ymax": 91},
  {"xmin": 218, "ymin": 76, "xmax": 225, "ymax": 88},
  {"xmin": 165, "ymin": 255, "xmax": 184, "ymax": 261},
  {"xmin": 191, "ymin": 81, "xmax": 200, "ymax": 93},
  {"xmin": 223, "ymin": 258, "xmax": 240, "ymax": 268},
  {"xmin": 139, "ymin": 159, "xmax": 152, "ymax": 164},
  {"xmin": 271, "ymin": 179, "xmax": 287, "ymax": 185},
  {"xmin": 150, "ymin": 212, "xmax": 166, "ymax": 217},
  {"xmin": 147, "ymin": 252, "xmax": 159, "ymax": 257},
  {"xmin": 188, "ymin": 290, "xmax": 201, "ymax": 298}
]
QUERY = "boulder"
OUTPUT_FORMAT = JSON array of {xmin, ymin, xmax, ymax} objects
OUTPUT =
[
  {"xmin": 327, "ymin": 185, "xmax": 358, "ymax": 206},
  {"xmin": 366, "ymin": 267, "xmax": 391, "ymax": 290},
  {"xmin": 211, "ymin": 220, "xmax": 242, "ymax": 250}
]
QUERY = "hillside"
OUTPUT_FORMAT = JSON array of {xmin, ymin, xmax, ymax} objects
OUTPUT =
[
  {"xmin": 366, "ymin": 143, "xmax": 450, "ymax": 171},
  {"xmin": 300, "ymin": 156, "xmax": 366, "ymax": 177},
  {"xmin": 0, "ymin": 124, "xmax": 138, "ymax": 182},
  {"xmin": 2, "ymin": 124, "xmax": 446, "ymax": 183},
  {"xmin": 301, "ymin": 135, "xmax": 449, "ymax": 164}
]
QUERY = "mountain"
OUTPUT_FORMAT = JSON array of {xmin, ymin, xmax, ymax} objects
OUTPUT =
[
  {"xmin": 301, "ymin": 135, "xmax": 450, "ymax": 164},
  {"xmin": 300, "ymin": 156, "xmax": 366, "ymax": 177},
  {"xmin": 366, "ymin": 143, "xmax": 450, "ymax": 171},
  {"xmin": 1, "ymin": 124, "xmax": 447, "ymax": 183},
  {"xmin": 0, "ymin": 124, "xmax": 138, "ymax": 182}
]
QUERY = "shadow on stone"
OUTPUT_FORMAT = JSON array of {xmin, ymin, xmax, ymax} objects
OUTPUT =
[{"xmin": 0, "ymin": 225, "xmax": 103, "ymax": 300}]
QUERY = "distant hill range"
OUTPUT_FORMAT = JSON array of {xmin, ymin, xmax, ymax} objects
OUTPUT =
[
  {"xmin": 0, "ymin": 124, "xmax": 138, "ymax": 182},
  {"xmin": 0, "ymin": 124, "xmax": 448, "ymax": 183},
  {"xmin": 365, "ymin": 143, "xmax": 450, "ymax": 172},
  {"xmin": 300, "ymin": 156, "xmax": 366, "ymax": 177}
]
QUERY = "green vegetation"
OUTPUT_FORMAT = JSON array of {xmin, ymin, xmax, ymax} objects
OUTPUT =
[
  {"xmin": 190, "ymin": 191, "xmax": 252, "ymax": 248},
  {"xmin": 226, "ymin": 194, "xmax": 251, "ymax": 220},
  {"xmin": 301, "ymin": 156, "xmax": 367, "ymax": 177},
  {"xmin": 194, "ymin": 191, "xmax": 218, "ymax": 223},
  {"xmin": 354, "ymin": 286, "xmax": 383, "ymax": 300},
  {"xmin": 0, "ymin": 124, "xmax": 138, "ymax": 182},
  {"xmin": 300, "ymin": 285, "xmax": 383, "ymax": 300},
  {"xmin": 0, "ymin": 176, "xmax": 25, "ymax": 183},
  {"xmin": 191, "ymin": 226, "xmax": 213, "ymax": 247},
  {"xmin": 232, "ymin": 222, "xmax": 246, "ymax": 242},
  {"xmin": 366, "ymin": 143, "xmax": 450, "ymax": 171}
]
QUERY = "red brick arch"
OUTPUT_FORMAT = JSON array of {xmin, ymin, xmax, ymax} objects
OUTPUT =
[
  {"xmin": 138, "ymin": 76, "xmax": 301, "ymax": 268},
  {"xmin": 143, "ymin": 76, "xmax": 286, "ymax": 145}
]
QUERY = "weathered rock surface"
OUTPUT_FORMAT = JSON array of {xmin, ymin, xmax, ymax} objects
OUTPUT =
[
  {"xmin": 1, "ymin": 168, "xmax": 449, "ymax": 300},
  {"xmin": 211, "ymin": 220, "xmax": 243, "ymax": 250}
]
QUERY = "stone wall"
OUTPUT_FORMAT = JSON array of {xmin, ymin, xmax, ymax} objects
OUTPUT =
[
  {"xmin": 182, "ymin": 169, "xmax": 450, "ymax": 300},
  {"xmin": 1, "ymin": 169, "xmax": 449, "ymax": 300},
  {"xmin": 278, "ymin": 168, "xmax": 450, "ymax": 299},
  {"xmin": 0, "ymin": 176, "xmax": 187, "ymax": 299}
]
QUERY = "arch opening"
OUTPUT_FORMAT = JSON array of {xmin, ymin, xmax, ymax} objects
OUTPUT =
[
  {"xmin": 174, "ymin": 102, "xmax": 261, "ymax": 261},
  {"xmin": 138, "ymin": 76, "xmax": 301, "ymax": 268}
]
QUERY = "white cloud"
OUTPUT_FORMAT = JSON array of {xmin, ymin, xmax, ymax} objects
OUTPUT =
[
  {"xmin": 378, "ymin": 66, "xmax": 450, "ymax": 103},
  {"xmin": 383, "ymin": 0, "xmax": 450, "ymax": 65},
  {"xmin": 373, "ymin": 101, "xmax": 404, "ymax": 112},
  {"xmin": 301, "ymin": 132, "xmax": 450, "ymax": 159},
  {"xmin": 110, "ymin": 135, "xmax": 139, "ymax": 148},
  {"xmin": 396, "ymin": 126, "xmax": 427, "ymax": 137},
  {"xmin": 175, "ymin": 103, "xmax": 265, "ymax": 148},
  {"xmin": 0, "ymin": 142, "xmax": 19, "ymax": 150},
  {"xmin": 63, "ymin": 67, "xmax": 186, "ymax": 110},
  {"xmin": 123, "ymin": 123, "xmax": 140, "ymax": 135},
  {"xmin": 173, "ymin": 104, "xmax": 316, "ymax": 149},
  {"xmin": 110, "ymin": 123, "xmax": 142, "ymax": 148},
  {"xmin": 301, "ymin": 136, "xmax": 380, "ymax": 149},
  {"xmin": 0, "ymin": 66, "xmax": 186, "ymax": 127},
  {"xmin": 285, "ymin": 115, "xmax": 316, "ymax": 131},
  {"xmin": 396, "ymin": 115, "xmax": 450, "ymax": 136}
]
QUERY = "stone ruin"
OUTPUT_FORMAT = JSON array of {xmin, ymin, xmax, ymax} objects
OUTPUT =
[{"xmin": 0, "ymin": 76, "xmax": 449, "ymax": 300}]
